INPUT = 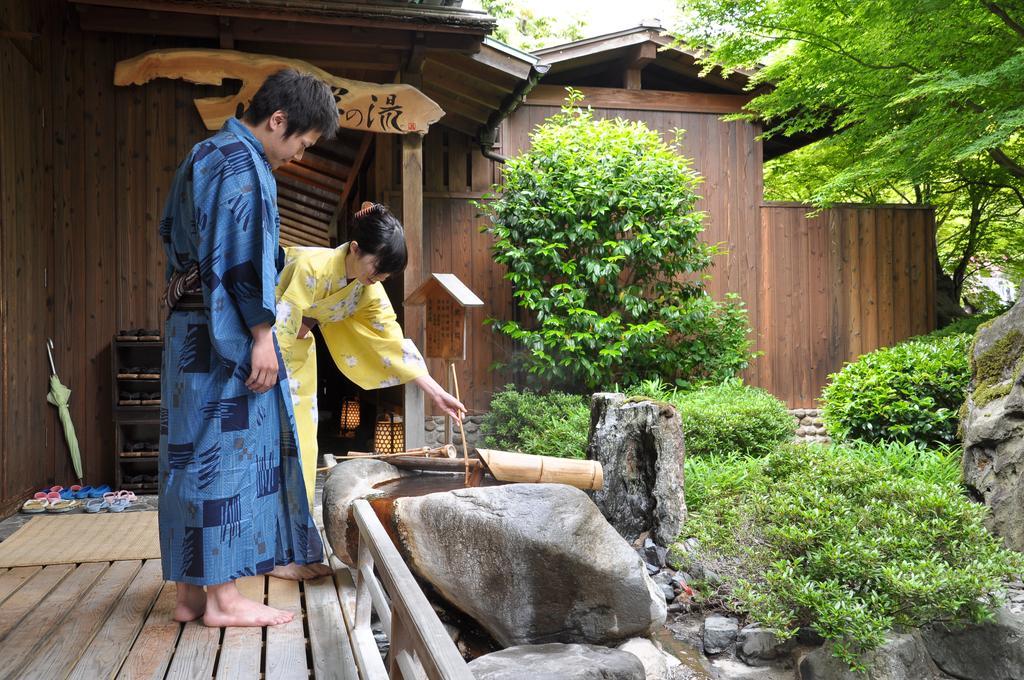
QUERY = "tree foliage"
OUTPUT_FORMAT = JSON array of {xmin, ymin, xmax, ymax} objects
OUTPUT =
[
  {"xmin": 479, "ymin": 93, "xmax": 753, "ymax": 391},
  {"xmin": 477, "ymin": 0, "xmax": 585, "ymax": 51},
  {"xmin": 677, "ymin": 0, "xmax": 1024, "ymax": 302}
]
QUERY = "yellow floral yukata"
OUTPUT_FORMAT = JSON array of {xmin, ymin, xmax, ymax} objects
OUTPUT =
[{"xmin": 275, "ymin": 244, "xmax": 428, "ymax": 503}]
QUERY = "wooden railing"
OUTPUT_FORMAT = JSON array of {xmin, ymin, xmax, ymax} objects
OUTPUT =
[{"xmin": 328, "ymin": 498, "xmax": 474, "ymax": 680}]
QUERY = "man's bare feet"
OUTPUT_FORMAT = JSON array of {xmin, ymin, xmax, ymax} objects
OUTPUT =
[
  {"xmin": 203, "ymin": 581, "xmax": 293, "ymax": 628},
  {"xmin": 269, "ymin": 562, "xmax": 333, "ymax": 581},
  {"xmin": 172, "ymin": 583, "xmax": 207, "ymax": 622}
]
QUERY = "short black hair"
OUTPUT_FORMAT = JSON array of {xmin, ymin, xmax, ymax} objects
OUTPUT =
[
  {"xmin": 243, "ymin": 69, "xmax": 339, "ymax": 140},
  {"xmin": 351, "ymin": 203, "xmax": 407, "ymax": 275}
]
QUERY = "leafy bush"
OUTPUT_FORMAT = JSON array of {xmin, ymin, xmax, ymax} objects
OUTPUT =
[
  {"xmin": 629, "ymin": 379, "xmax": 795, "ymax": 457},
  {"xmin": 679, "ymin": 442, "xmax": 1023, "ymax": 668},
  {"xmin": 921, "ymin": 312, "xmax": 997, "ymax": 340},
  {"xmin": 480, "ymin": 385, "xmax": 589, "ymax": 459},
  {"xmin": 821, "ymin": 334, "xmax": 972, "ymax": 446},
  {"xmin": 479, "ymin": 90, "xmax": 752, "ymax": 392}
]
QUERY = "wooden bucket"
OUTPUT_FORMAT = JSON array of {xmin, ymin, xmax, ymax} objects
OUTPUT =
[{"xmin": 476, "ymin": 449, "xmax": 604, "ymax": 490}]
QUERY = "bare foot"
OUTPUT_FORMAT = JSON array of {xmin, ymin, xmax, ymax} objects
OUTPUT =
[
  {"xmin": 203, "ymin": 581, "xmax": 293, "ymax": 628},
  {"xmin": 269, "ymin": 562, "xmax": 332, "ymax": 581},
  {"xmin": 172, "ymin": 583, "xmax": 207, "ymax": 622}
]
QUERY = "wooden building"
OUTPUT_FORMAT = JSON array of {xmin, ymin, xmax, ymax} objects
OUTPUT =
[{"xmin": 0, "ymin": 7, "xmax": 934, "ymax": 514}]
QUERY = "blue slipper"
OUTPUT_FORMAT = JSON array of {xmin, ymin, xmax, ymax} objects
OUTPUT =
[
  {"xmin": 84, "ymin": 498, "xmax": 109, "ymax": 513},
  {"xmin": 88, "ymin": 485, "xmax": 111, "ymax": 498},
  {"xmin": 73, "ymin": 486, "xmax": 94, "ymax": 499}
]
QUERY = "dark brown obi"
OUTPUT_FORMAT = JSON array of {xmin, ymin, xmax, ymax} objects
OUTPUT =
[{"xmin": 165, "ymin": 263, "xmax": 204, "ymax": 312}]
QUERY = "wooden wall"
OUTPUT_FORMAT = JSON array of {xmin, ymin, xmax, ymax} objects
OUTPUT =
[
  {"xmin": 756, "ymin": 204, "xmax": 936, "ymax": 406},
  {"xmin": 1, "ymin": 0, "xmax": 227, "ymax": 514},
  {"xmin": 375, "ymin": 128, "xmax": 514, "ymax": 414},
  {"xmin": 1, "ymin": 0, "xmax": 57, "ymax": 517}
]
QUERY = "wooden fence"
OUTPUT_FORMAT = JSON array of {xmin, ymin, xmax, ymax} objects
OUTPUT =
[{"xmin": 752, "ymin": 203, "xmax": 936, "ymax": 406}]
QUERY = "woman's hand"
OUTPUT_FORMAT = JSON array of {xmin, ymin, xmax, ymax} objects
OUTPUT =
[
  {"xmin": 297, "ymin": 316, "xmax": 318, "ymax": 340},
  {"xmin": 247, "ymin": 323, "xmax": 279, "ymax": 393},
  {"xmin": 413, "ymin": 374, "xmax": 467, "ymax": 422}
]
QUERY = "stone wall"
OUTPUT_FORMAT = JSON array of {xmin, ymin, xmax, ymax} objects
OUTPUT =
[
  {"xmin": 424, "ymin": 415, "xmax": 487, "ymax": 450},
  {"xmin": 789, "ymin": 409, "xmax": 830, "ymax": 443},
  {"xmin": 426, "ymin": 410, "xmax": 831, "ymax": 450}
]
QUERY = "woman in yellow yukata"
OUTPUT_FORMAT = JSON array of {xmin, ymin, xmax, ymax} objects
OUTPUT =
[{"xmin": 275, "ymin": 202, "xmax": 466, "ymax": 502}]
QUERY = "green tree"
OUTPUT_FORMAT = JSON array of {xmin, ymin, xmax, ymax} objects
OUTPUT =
[
  {"xmin": 479, "ymin": 93, "xmax": 753, "ymax": 392},
  {"xmin": 479, "ymin": 0, "xmax": 585, "ymax": 51},
  {"xmin": 677, "ymin": 0, "xmax": 1024, "ymax": 313}
]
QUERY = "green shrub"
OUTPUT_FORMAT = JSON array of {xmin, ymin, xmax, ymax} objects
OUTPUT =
[
  {"xmin": 821, "ymin": 334, "xmax": 972, "ymax": 446},
  {"xmin": 629, "ymin": 379, "xmax": 795, "ymax": 457},
  {"xmin": 479, "ymin": 90, "xmax": 752, "ymax": 392},
  {"xmin": 921, "ymin": 312, "xmax": 997, "ymax": 340},
  {"xmin": 481, "ymin": 385, "xmax": 589, "ymax": 459},
  {"xmin": 679, "ymin": 442, "xmax": 1023, "ymax": 668}
]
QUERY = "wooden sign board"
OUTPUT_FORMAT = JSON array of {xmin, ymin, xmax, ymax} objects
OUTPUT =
[
  {"xmin": 405, "ymin": 273, "xmax": 484, "ymax": 360},
  {"xmin": 114, "ymin": 48, "xmax": 444, "ymax": 134}
]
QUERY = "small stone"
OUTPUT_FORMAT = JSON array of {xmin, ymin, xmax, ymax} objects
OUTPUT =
[
  {"xmin": 791, "ymin": 409, "xmax": 806, "ymax": 419},
  {"xmin": 667, "ymin": 603, "xmax": 687, "ymax": 614},
  {"xmin": 463, "ymin": 420, "xmax": 479, "ymax": 433},
  {"xmin": 646, "ymin": 562, "xmax": 660, "ymax": 576},
  {"xmin": 424, "ymin": 420, "xmax": 436, "ymax": 432},
  {"xmin": 703, "ymin": 614, "xmax": 739, "ymax": 655},
  {"xmin": 800, "ymin": 416, "xmax": 813, "ymax": 426},
  {"xmin": 644, "ymin": 538, "xmax": 668, "ymax": 568}
]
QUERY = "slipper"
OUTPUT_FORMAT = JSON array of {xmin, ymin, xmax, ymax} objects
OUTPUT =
[
  {"xmin": 21, "ymin": 498, "xmax": 49, "ymax": 513},
  {"xmin": 59, "ymin": 485, "xmax": 83, "ymax": 500},
  {"xmin": 73, "ymin": 486, "xmax": 94, "ymax": 499},
  {"xmin": 45, "ymin": 499, "xmax": 78, "ymax": 513},
  {"xmin": 84, "ymin": 498, "xmax": 109, "ymax": 513},
  {"xmin": 104, "ymin": 493, "xmax": 129, "ymax": 512},
  {"xmin": 88, "ymin": 485, "xmax": 111, "ymax": 498}
]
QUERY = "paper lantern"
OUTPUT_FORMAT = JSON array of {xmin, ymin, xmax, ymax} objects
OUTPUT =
[
  {"xmin": 339, "ymin": 397, "xmax": 360, "ymax": 436},
  {"xmin": 374, "ymin": 412, "xmax": 404, "ymax": 454}
]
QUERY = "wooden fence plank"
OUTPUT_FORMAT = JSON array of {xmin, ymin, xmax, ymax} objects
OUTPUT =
[
  {"xmin": 68, "ymin": 560, "xmax": 165, "ymax": 680},
  {"xmin": 892, "ymin": 209, "xmax": 911, "ymax": 342},
  {"xmin": 876, "ymin": 207, "xmax": 895, "ymax": 348}
]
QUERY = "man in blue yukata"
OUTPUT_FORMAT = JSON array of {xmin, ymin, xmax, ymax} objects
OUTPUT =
[{"xmin": 159, "ymin": 70, "xmax": 340, "ymax": 627}]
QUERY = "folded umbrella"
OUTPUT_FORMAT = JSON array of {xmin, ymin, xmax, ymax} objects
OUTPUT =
[{"xmin": 46, "ymin": 339, "xmax": 83, "ymax": 484}]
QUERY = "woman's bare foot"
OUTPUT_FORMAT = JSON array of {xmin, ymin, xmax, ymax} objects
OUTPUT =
[
  {"xmin": 172, "ymin": 583, "xmax": 207, "ymax": 622},
  {"xmin": 269, "ymin": 562, "xmax": 332, "ymax": 581},
  {"xmin": 203, "ymin": 581, "xmax": 293, "ymax": 628}
]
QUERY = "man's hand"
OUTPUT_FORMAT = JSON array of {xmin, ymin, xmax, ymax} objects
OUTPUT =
[{"xmin": 247, "ymin": 323, "xmax": 279, "ymax": 393}]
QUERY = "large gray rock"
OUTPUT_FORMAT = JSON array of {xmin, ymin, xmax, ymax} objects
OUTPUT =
[
  {"xmin": 961, "ymin": 295, "xmax": 1024, "ymax": 551},
  {"xmin": 321, "ymin": 458, "xmax": 408, "ymax": 566},
  {"xmin": 921, "ymin": 606, "xmax": 1024, "ymax": 679},
  {"xmin": 736, "ymin": 625, "xmax": 795, "ymax": 666},
  {"xmin": 392, "ymin": 483, "xmax": 667, "ymax": 647},
  {"xmin": 469, "ymin": 643, "xmax": 646, "ymax": 680},
  {"xmin": 702, "ymin": 614, "xmax": 739, "ymax": 655},
  {"xmin": 589, "ymin": 394, "xmax": 686, "ymax": 546},
  {"xmin": 798, "ymin": 631, "xmax": 940, "ymax": 680},
  {"xmin": 617, "ymin": 638, "xmax": 672, "ymax": 680}
]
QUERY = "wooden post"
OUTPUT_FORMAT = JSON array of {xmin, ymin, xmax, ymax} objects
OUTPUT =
[{"xmin": 403, "ymin": 133, "xmax": 426, "ymax": 450}]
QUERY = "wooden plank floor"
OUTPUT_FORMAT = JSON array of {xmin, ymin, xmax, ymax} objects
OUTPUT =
[{"xmin": 0, "ymin": 559, "xmax": 361, "ymax": 680}]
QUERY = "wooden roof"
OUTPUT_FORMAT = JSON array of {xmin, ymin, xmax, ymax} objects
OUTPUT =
[
  {"xmin": 532, "ymin": 25, "xmax": 826, "ymax": 160},
  {"xmin": 405, "ymin": 273, "xmax": 484, "ymax": 307}
]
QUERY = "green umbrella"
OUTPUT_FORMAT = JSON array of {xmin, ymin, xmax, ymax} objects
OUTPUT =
[{"xmin": 46, "ymin": 339, "xmax": 83, "ymax": 484}]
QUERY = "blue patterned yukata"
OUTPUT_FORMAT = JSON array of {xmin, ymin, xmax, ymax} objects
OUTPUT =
[{"xmin": 158, "ymin": 117, "xmax": 322, "ymax": 586}]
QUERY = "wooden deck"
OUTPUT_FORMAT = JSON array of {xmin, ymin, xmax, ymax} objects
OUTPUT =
[{"xmin": 0, "ymin": 559, "xmax": 360, "ymax": 680}]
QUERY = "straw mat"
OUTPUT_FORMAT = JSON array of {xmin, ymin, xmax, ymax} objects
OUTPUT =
[{"xmin": 0, "ymin": 512, "xmax": 160, "ymax": 567}]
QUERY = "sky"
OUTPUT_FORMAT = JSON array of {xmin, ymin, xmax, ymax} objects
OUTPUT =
[{"xmin": 463, "ymin": 0, "xmax": 682, "ymax": 40}]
